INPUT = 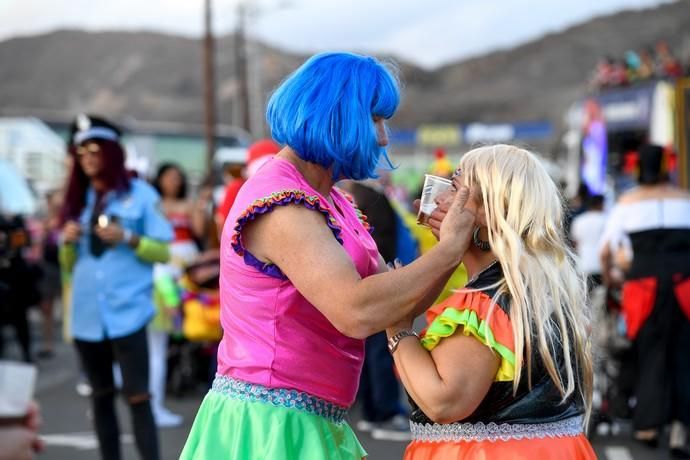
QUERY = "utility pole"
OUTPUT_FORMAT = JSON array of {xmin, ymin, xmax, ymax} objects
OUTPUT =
[
  {"xmin": 235, "ymin": 2, "xmax": 251, "ymax": 134},
  {"xmin": 203, "ymin": 0, "xmax": 217, "ymax": 173}
]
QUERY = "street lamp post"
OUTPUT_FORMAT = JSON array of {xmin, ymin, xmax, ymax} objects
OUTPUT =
[
  {"xmin": 235, "ymin": 2, "xmax": 251, "ymax": 135},
  {"xmin": 235, "ymin": 0, "xmax": 293, "ymax": 137},
  {"xmin": 203, "ymin": 0, "xmax": 217, "ymax": 173}
]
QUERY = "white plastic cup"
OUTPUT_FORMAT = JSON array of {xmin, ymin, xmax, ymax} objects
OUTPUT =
[
  {"xmin": 417, "ymin": 174, "xmax": 453, "ymax": 227},
  {"xmin": 0, "ymin": 361, "xmax": 36, "ymax": 424}
]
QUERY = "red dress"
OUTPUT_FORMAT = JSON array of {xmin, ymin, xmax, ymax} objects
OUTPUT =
[{"xmin": 216, "ymin": 178, "xmax": 246, "ymax": 227}]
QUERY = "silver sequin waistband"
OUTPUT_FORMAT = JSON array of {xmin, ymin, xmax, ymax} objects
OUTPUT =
[
  {"xmin": 410, "ymin": 416, "xmax": 583, "ymax": 442},
  {"xmin": 211, "ymin": 374, "xmax": 348, "ymax": 424}
]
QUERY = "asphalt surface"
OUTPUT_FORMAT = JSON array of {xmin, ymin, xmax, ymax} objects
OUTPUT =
[{"xmin": 0, "ymin": 322, "xmax": 677, "ymax": 459}]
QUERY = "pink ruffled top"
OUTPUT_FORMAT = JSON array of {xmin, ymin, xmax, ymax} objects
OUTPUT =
[{"xmin": 217, "ymin": 157, "xmax": 380, "ymax": 407}]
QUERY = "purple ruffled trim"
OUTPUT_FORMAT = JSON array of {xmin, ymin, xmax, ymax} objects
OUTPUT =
[
  {"xmin": 242, "ymin": 251, "xmax": 287, "ymax": 279},
  {"xmin": 231, "ymin": 190, "xmax": 344, "ymax": 279}
]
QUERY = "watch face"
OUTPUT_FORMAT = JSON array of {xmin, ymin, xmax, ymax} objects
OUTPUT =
[{"xmin": 97, "ymin": 214, "xmax": 109, "ymax": 228}]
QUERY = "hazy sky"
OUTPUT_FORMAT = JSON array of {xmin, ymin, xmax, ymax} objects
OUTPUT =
[{"xmin": 1, "ymin": 0, "xmax": 673, "ymax": 68}]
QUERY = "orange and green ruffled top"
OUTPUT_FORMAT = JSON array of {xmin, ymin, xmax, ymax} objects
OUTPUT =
[{"xmin": 421, "ymin": 288, "xmax": 516, "ymax": 382}]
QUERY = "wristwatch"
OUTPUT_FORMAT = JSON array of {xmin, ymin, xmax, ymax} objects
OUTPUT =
[
  {"xmin": 122, "ymin": 228, "xmax": 133, "ymax": 244},
  {"xmin": 387, "ymin": 329, "xmax": 420, "ymax": 354},
  {"xmin": 122, "ymin": 229, "xmax": 140, "ymax": 248}
]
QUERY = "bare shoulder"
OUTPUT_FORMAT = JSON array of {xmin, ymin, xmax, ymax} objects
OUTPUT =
[
  {"xmin": 663, "ymin": 187, "xmax": 690, "ymax": 200},
  {"xmin": 242, "ymin": 202, "xmax": 334, "ymax": 255},
  {"xmin": 617, "ymin": 185, "xmax": 690, "ymax": 204},
  {"xmin": 161, "ymin": 199, "xmax": 191, "ymax": 214},
  {"xmin": 181, "ymin": 199, "xmax": 196, "ymax": 213},
  {"xmin": 617, "ymin": 187, "xmax": 643, "ymax": 204},
  {"xmin": 245, "ymin": 202, "xmax": 323, "ymax": 234}
]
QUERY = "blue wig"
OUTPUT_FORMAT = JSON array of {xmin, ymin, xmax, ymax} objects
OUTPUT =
[{"xmin": 266, "ymin": 52, "xmax": 400, "ymax": 180}]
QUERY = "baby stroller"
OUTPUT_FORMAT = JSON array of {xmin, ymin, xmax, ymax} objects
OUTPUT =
[
  {"xmin": 589, "ymin": 284, "xmax": 635, "ymax": 438},
  {"xmin": 168, "ymin": 250, "xmax": 222, "ymax": 396}
]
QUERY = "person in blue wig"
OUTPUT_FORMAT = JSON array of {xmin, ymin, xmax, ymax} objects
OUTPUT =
[{"xmin": 181, "ymin": 52, "xmax": 478, "ymax": 459}]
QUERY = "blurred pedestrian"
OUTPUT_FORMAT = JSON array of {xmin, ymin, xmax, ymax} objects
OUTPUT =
[
  {"xmin": 591, "ymin": 57, "xmax": 614, "ymax": 89},
  {"xmin": 244, "ymin": 139, "xmax": 281, "ymax": 181},
  {"xmin": 600, "ymin": 144, "xmax": 690, "ymax": 458},
  {"xmin": 570, "ymin": 194, "xmax": 606, "ymax": 292},
  {"xmin": 610, "ymin": 59, "xmax": 629, "ymax": 86},
  {"xmin": 429, "ymin": 148, "xmax": 454, "ymax": 178},
  {"xmin": 655, "ymin": 40, "xmax": 683, "ymax": 78},
  {"xmin": 624, "ymin": 50, "xmax": 642, "ymax": 82},
  {"xmin": 36, "ymin": 190, "xmax": 64, "ymax": 359},
  {"xmin": 153, "ymin": 163, "xmax": 208, "ymax": 255},
  {"xmin": 214, "ymin": 164, "xmax": 245, "ymax": 233},
  {"xmin": 343, "ymin": 180, "xmax": 411, "ymax": 441},
  {"xmin": 215, "ymin": 139, "xmax": 281, "ymax": 232},
  {"xmin": 59, "ymin": 114, "xmax": 173, "ymax": 460},
  {"xmin": 149, "ymin": 163, "xmax": 208, "ymax": 427},
  {"xmin": 181, "ymin": 52, "xmax": 475, "ymax": 459},
  {"xmin": 564, "ymin": 183, "xmax": 591, "ymax": 246},
  {"xmin": 0, "ymin": 212, "xmax": 38, "ymax": 363},
  {"xmin": 389, "ymin": 145, "xmax": 595, "ymax": 459},
  {"xmin": 638, "ymin": 47, "xmax": 656, "ymax": 80}
]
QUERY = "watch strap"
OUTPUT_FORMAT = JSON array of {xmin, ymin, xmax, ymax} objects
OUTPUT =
[
  {"xmin": 122, "ymin": 228, "xmax": 133, "ymax": 244},
  {"xmin": 387, "ymin": 329, "xmax": 419, "ymax": 354}
]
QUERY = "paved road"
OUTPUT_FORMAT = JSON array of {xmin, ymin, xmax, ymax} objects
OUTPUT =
[{"xmin": 1, "ymin": 329, "xmax": 671, "ymax": 459}]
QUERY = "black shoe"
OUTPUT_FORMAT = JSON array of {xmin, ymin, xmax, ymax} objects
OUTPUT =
[{"xmin": 670, "ymin": 447, "xmax": 690, "ymax": 459}]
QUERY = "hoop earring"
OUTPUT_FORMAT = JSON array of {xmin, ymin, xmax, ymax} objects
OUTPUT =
[{"xmin": 472, "ymin": 227, "xmax": 491, "ymax": 251}]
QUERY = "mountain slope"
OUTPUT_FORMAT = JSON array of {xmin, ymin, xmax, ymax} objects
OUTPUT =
[{"xmin": 0, "ymin": 1, "xmax": 688, "ymax": 134}]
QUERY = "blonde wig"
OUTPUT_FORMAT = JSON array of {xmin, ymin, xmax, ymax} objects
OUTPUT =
[{"xmin": 459, "ymin": 144, "xmax": 593, "ymax": 423}]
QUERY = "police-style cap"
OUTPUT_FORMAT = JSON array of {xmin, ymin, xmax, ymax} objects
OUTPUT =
[{"xmin": 68, "ymin": 114, "xmax": 122, "ymax": 147}]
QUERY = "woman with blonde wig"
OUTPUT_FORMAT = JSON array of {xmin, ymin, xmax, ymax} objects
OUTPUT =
[{"xmin": 387, "ymin": 145, "xmax": 595, "ymax": 459}]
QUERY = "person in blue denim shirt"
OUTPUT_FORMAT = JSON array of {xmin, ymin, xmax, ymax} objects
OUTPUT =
[{"xmin": 59, "ymin": 114, "xmax": 172, "ymax": 460}]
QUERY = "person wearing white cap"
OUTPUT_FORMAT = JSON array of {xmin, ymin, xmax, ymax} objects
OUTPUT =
[{"xmin": 59, "ymin": 114, "xmax": 173, "ymax": 460}]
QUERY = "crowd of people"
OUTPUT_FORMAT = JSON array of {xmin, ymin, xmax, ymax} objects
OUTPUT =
[
  {"xmin": 590, "ymin": 40, "xmax": 687, "ymax": 90},
  {"xmin": 0, "ymin": 114, "xmax": 253, "ymax": 458},
  {"xmin": 568, "ymin": 144, "xmax": 690, "ymax": 458},
  {"xmin": 0, "ymin": 50, "xmax": 689, "ymax": 460}
]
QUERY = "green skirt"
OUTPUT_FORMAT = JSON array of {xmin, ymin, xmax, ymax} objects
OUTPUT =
[{"xmin": 181, "ymin": 385, "xmax": 367, "ymax": 459}]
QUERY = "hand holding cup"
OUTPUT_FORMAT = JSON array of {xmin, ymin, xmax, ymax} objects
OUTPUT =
[
  {"xmin": 438, "ymin": 178, "xmax": 479, "ymax": 255},
  {"xmin": 416, "ymin": 174, "xmax": 453, "ymax": 227}
]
